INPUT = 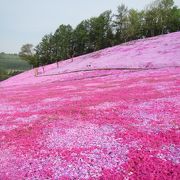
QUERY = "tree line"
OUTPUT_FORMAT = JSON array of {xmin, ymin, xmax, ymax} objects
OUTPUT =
[{"xmin": 19, "ymin": 0, "xmax": 180, "ymax": 67}]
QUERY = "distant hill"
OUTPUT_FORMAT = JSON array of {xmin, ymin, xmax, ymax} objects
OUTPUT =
[{"xmin": 0, "ymin": 53, "xmax": 31, "ymax": 81}]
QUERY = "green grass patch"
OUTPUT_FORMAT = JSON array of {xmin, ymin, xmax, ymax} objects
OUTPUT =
[{"xmin": 0, "ymin": 53, "xmax": 31, "ymax": 81}]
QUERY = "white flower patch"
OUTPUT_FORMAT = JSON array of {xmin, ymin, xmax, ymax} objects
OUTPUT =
[
  {"xmin": 85, "ymin": 83, "xmax": 101, "ymax": 87},
  {"xmin": 138, "ymin": 96, "xmax": 180, "ymax": 109},
  {"xmin": 0, "ymin": 104, "xmax": 15, "ymax": 112},
  {"xmin": 0, "ymin": 104, "xmax": 37, "ymax": 114},
  {"xmin": 69, "ymin": 96, "xmax": 82, "ymax": 101},
  {"xmin": 43, "ymin": 97, "xmax": 65, "ymax": 103},
  {"xmin": 46, "ymin": 123, "xmax": 113, "ymax": 149},
  {"xmin": 157, "ymin": 144, "xmax": 180, "ymax": 164},
  {"xmin": 41, "ymin": 120, "xmax": 140, "ymax": 179},
  {"xmin": 122, "ymin": 97, "xmax": 180, "ymax": 134},
  {"xmin": 42, "ymin": 96, "xmax": 82, "ymax": 103},
  {"xmin": 14, "ymin": 115, "xmax": 39, "ymax": 123},
  {"xmin": 61, "ymin": 85, "xmax": 77, "ymax": 91},
  {"xmin": 51, "ymin": 146, "xmax": 128, "ymax": 179},
  {"xmin": 89, "ymin": 102, "xmax": 119, "ymax": 110},
  {"xmin": 94, "ymin": 86, "xmax": 119, "ymax": 92},
  {"xmin": 0, "ymin": 149, "xmax": 15, "ymax": 166},
  {"xmin": 44, "ymin": 121, "xmax": 125, "ymax": 150},
  {"xmin": 155, "ymin": 82, "xmax": 176, "ymax": 92},
  {"xmin": 0, "ymin": 125, "xmax": 18, "ymax": 132},
  {"xmin": 17, "ymin": 106, "xmax": 33, "ymax": 113},
  {"xmin": 17, "ymin": 103, "xmax": 58, "ymax": 113},
  {"xmin": 94, "ymin": 88, "xmax": 105, "ymax": 92}
]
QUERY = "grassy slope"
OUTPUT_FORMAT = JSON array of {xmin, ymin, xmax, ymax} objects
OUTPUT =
[{"xmin": 0, "ymin": 53, "xmax": 31, "ymax": 81}]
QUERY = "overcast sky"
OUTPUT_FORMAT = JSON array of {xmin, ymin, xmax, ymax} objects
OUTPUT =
[{"xmin": 0, "ymin": 0, "xmax": 180, "ymax": 53}]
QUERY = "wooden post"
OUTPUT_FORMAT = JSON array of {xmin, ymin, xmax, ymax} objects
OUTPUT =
[
  {"xmin": 56, "ymin": 61, "xmax": 59, "ymax": 68},
  {"xmin": 70, "ymin": 52, "xmax": 74, "ymax": 63},
  {"xmin": 42, "ymin": 66, "xmax": 45, "ymax": 73},
  {"xmin": 34, "ymin": 68, "xmax": 38, "ymax": 77}
]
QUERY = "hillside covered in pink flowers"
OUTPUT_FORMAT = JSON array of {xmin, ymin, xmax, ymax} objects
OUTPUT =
[{"xmin": 0, "ymin": 32, "xmax": 180, "ymax": 179}]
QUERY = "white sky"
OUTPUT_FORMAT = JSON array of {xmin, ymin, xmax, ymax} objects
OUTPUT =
[{"xmin": 0, "ymin": 0, "xmax": 180, "ymax": 53}]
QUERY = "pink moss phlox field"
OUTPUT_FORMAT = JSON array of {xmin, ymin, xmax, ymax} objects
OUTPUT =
[{"xmin": 0, "ymin": 32, "xmax": 180, "ymax": 179}]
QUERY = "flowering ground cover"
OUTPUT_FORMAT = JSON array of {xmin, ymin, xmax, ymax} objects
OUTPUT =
[{"xmin": 0, "ymin": 32, "xmax": 180, "ymax": 179}]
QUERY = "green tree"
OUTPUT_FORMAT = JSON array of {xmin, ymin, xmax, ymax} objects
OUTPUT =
[
  {"xmin": 19, "ymin": 44, "xmax": 34, "ymax": 56},
  {"xmin": 114, "ymin": 4, "xmax": 129, "ymax": 44},
  {"xmin": 19, "ymin": 44, "xmax": 38, "ymax": 67},
  {"xmin": 126, "ymin": 9, "xmax": 144, "ymax": 41},
  {"xmin": 143, "ymin": 0, "xmax": 179, "ymax": 36},
  {"xmin": 53, "ymin": 24, "xmax": 74, "ymax": 60},
  {"xmin": 169, "ymin": 6, "xmax": 180, "ymax": 32},
  {"xmin": 89, "ymin": 10, "xmax": 113, "ymax": 51},
  {"xmin": 99, "ymin": 10, "xmax": 114, "ymax": 48},
  {"xmin": 35, "ymin": 33, "xmax": 54, "ymax": 65},
  {"xmin": 73, "ymin": 20, "xmax": 91, "ymax": 55}
]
